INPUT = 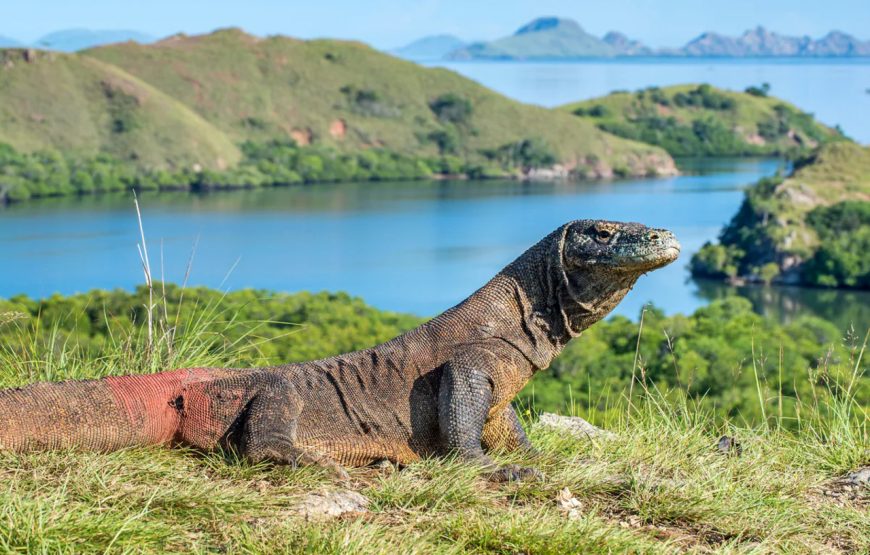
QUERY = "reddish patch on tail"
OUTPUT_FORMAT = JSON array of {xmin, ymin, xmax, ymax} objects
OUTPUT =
[{"xmin": 104, "ymin": 368, "xmax": 211, "ymax": 445}]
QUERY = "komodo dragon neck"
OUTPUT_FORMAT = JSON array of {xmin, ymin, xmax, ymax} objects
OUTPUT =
[{"xmin": 395, "ymin": 225, "xmax": 637, "ymax": 371}]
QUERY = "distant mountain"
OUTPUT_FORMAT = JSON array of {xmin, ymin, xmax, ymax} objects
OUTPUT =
[
  {"xmin": 391, "ymin": 34, "xmax": 466, "ymax": 61},
  {"xmin": 409, "ymin": 18, "xmax": 870, "ymax": 60},
  {"xmin": 448, "ymin": 17, "xmax": 616, "ymax": 60},
  {"xmin": 34, "ymin": 29, "xmax": 154, "ymax": 52},
  {"xmin": 602, "ymin": 31, "xmax": 652, "ymax": 56},
  {"xmin": 679, "ymin": 26, "xmax": 870, "ymax": 57},
  {"xmin": 0, "ymin": 35, "xmax": 22, "ymax": 48}
]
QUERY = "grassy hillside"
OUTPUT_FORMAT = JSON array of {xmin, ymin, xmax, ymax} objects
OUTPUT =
[
  {"xmin": 692, "ymin": 142, "xmax": 870, "ymax": 288},
  {"xmin": 0, "ymin": 286, "xmax": 866, "ymax": 552},
  {"xmin": 0, "ymin": 30, "xmax": 678, "ymax": 202},
  {"xmin": 85, "ymin": 29, "xmax": 671, "ymax": 176},
  {"xmin": 0, "ymin": 49, "xmax": 240, "ymax": 169},
  {"xmin": 563, "ymin": 84, "xmax": 845, "ymax": 157}
]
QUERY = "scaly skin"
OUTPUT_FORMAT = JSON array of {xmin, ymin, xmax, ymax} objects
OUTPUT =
[{"xmin": 0, "ymin": 220, "xmax": 679, "ymax": 481}]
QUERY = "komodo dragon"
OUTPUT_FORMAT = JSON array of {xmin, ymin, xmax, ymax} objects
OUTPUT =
[{"xmin": 0, "ymin": 220, "xmax": 679, "ymax": 481}]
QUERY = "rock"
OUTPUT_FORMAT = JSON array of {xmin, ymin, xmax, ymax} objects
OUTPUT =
[
  {"xmin": 845, "ymin": 467, "xmax": 870, "ymax": 486},
  {"xmin": 291, "ymin": 489, "xmax": 370, "ymax": 521},
  {"xmin": 524, "ymin": 164, "xmax": 570, "ymax": 180},
  {"xmin": 556, "ymin": 487, "xmax": 583, "ymax": 519},
  {"xmin": 536, "ymin": 412, "xmax": 616, "ymax": 440},
  {"xmin": 716, "ymin": 435, "xmax": 743, "ymax": 457}
]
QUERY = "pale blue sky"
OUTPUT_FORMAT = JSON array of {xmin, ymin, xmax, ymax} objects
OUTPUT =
[{"xmin": 2, "ymin": 0, "xmax": 868, "ymax": 49}]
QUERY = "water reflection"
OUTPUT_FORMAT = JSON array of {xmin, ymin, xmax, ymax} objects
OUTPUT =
[{"xmin": 695, "ymin": 279, "xmax": 869, "ymax": 330}]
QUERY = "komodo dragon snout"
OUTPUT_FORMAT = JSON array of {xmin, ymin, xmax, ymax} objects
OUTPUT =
[{"xmin": 0, "ymin": 219, "xmax": 680, "ymax": 484}]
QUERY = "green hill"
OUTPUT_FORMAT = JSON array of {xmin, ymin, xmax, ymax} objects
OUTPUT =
[
  {"xmin": 691, "ymin": 142, "xmax": 870, "ymax": 288},
  {"xmin": 86, "ymin": 29, "xmax": 670, "ymax": 174},
  {"xmin": 0, "ymin": 49, "xmax": 240, "ymax": 169},
  {"xmin": 0, "ymin": 29, "xmax": 676, "ymax": 201},
  {"xmin": 563, "ymin": 84, "xmax": 845, "ymax": 157}
]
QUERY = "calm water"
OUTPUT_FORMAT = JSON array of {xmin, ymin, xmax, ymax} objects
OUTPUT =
[
  {"xmin": 427, "ymin": 58, "xmax": 870, "ymax": 144},
  {"xmin": 2, "ymin": 158, "xmax": 866, "ymax": 327}
]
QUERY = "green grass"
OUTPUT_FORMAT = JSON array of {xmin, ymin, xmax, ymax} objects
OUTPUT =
[
  {"xmin": 562, "ymin": 84, "xmax": 845, "ymax": 157},
  {"xmin": 0, "ymin": 50, "xmax": 240, "ymax": 171},
  {"xmin": 0, "ymin": 287, "xmax": 866, "ymax": 553}
]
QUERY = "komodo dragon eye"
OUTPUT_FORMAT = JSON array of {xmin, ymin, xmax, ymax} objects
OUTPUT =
[{"xmin": 594, "ymin": 228, "xmax": 613, "ymax": 242}]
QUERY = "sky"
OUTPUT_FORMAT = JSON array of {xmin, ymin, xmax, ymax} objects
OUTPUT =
[{"xmin": 2, "ymin": 0, "xmax": 869, "ymax": 49}]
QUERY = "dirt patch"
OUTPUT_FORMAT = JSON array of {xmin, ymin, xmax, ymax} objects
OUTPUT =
[
  {"xmin": 810, "ymin": 468, "xmax": 870, "ymax": 509},
  {"xmin": 290, "ymin": 128, "xmax": 313, "ymax": 146},
  {"xmin": 329, "ymin": 119, "xmax": 347, "ymax": 140}
]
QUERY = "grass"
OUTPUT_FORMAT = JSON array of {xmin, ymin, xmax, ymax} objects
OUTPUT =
[
  {"xmin": 0, "ymin": 50, "xmax": 240, "ymax": 171},
  {"xmin": 0, "ymin": 294, "xmax": 866, "ymax": 553}
]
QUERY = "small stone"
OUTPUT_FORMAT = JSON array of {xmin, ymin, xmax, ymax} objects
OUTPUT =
[
  {"xmin": 716, "ymin": 435, "xmax": 743, "ymax": 456},
  {"xmin": 556, "ymin": 487, "xmax": 583, "ymax": 518},
  {"xmin": 845, "ymin": 467, "xmax": 870, "ymax": 486},
  {"xmin": 537, "ymin": 413, "xmax": 616, "ymax": 440},
  {"xmin": 292, "ymin": 489, "xmax": 369, "ymax": 521}
]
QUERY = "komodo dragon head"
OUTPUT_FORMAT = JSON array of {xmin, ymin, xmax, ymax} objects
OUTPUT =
[{"xmin": 500, "ymin": 220, "xmax": 680, "ymax": 353}]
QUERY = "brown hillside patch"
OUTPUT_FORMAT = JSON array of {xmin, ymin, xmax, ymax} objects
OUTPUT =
[
  {"xmin": 290, "ymin": 128, "xmax": 313, "ymax": 145},
  {"xmin": 329, "ymin": 119, "xmax": 347, "ymax": 140}
]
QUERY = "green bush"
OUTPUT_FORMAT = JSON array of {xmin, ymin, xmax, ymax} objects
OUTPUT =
[
  {"xmin": 428, "ymin": 93, "xmax": 473, "ymax": 125},
  {"xmin": 803, "ymin": 201, "xmax": 870, "ymax": 288},
  {"xmin": 745, "ymin": 83, "xmax": 771, "ymax": 97},
  {"xmin": 481, "ymin": 138, "xmax": 556, "ymax": 170}
]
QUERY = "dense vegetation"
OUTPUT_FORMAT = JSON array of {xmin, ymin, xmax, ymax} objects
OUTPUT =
[
  {"xmin": 1, "ymin": 285, "xmax": 865, "ymax": 426},
  {"xmin": 692, "ymin": 142, "xmax": 870, "ymax": 289},
  {"xmin": 1, "ymin": 286, "xmax": 866, "ymax": 552},
  {"xmin": 0, "ymin": 138, "xmax": 560, "ymax": 202},
  {"xmin": 565, "ymin": 84, "xmax": 845, "ymax": 157},
  {"xmin": 0, "ymin": 30, "xmax": 675, "ymax": 203}
]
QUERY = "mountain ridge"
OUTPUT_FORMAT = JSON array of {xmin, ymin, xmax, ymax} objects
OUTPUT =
[{"xmin": 402, "ymin": 18, "xmax": 870, "ymax": 59}]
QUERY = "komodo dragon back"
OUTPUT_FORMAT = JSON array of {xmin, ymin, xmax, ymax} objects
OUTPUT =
[{"xmin": 0, "ymin": 220, "xmax": 680, "ymax": 481}]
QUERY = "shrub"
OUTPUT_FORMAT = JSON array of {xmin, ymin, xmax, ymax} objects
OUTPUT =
[
  {"xmin": 745, "ymin": 83, "xmax": 771, "ymax": 97},
  {"xmin": 428, "ymin": 93, "xmax": 473, "ymax": 125},
  {"xmin": 803, "ymin": 201, "xmax": 870, "ymax": 288}
]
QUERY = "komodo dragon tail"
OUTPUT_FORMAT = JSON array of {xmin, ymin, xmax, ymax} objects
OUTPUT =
[{"xmin": 0, "ymin": 369, "xmax": 205, "ymax": 452}]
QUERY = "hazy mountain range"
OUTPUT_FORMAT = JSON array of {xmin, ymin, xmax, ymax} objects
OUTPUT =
[
  {"xmin": 0, "ymin": 29, "xmax": 154, "ymax": 52},
  {"xmin": 392, "ymin": 17, "xmax": 870, "ymax": 60}
]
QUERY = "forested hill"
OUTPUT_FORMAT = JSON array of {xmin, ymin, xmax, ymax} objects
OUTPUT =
[
  {"xmin": 564, "ymin": 84, "xmax": 845, "ymax": 157},
  {"xmin": 691, "ymin": 142, "xmax": 870, "ymax": 289},
  {"xmin": 0, "ymin": 28, "xmax": 676, "ymax": 202}
]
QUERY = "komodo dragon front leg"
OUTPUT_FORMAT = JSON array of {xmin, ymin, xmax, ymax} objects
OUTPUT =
[
  {"xmin": 438, "ymin": 348, "xmax": 541, "ymax": 482},
  {"xmin": 482, "ymin": 404, "xmax": 536, "ymax": 454}
]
